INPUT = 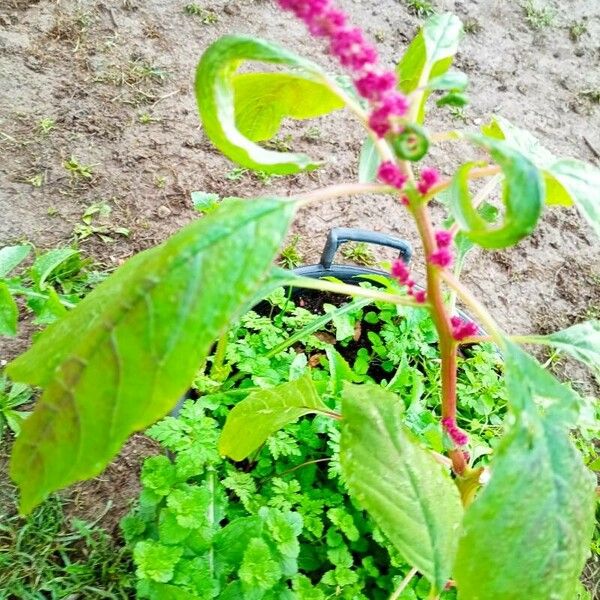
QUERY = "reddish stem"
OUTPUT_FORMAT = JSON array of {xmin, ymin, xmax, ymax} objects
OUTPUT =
[{"xmin": 411, "ymin": 201, "xmax": 467, "ymax": 475}]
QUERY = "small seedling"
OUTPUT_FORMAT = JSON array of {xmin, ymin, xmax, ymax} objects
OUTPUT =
[
  {"xmin": 522, "ymin": 1, "xmax": 555, "ymax": 30},
  {"xmin": 341, "ymin": 242, "xmax": 377, "ymax": 266},
  {"xmin": 463, "ymin": 19, "xmax": 481, "ymax": 34},
  {"xmin": 25, "ymin": 174, "xmax": 44, "ymax": 188},
  {"xmin": 449, "ymin": 105, "xmax": 468, "ymax": 123},
  {"xmin": 38, "ymin": 118, "xmax": 56, "ymax": 134},
  {"xmin": 406, "ymin": 0, "xmax": 436, "ymax": 18},
  {"xmin": 138, "ymin": 112, "xmax": 160, "ymax": 124},
  {"xmin": 184, "ymin": 4, "xmax": 219, "ymax": 24},
  {"xmin": 266, "ymin": 134, "xmax": 293, "ymax": 152},
  {"xmin": 73, "ymin": 202, "xmax": 129, "ymax": 242},
  {"xmin": 63, "ymin": 156, "xmax": 94, "ymax": 180},
  {"xmin": 154, "ymin": 175, "xmax": 167, "ymax": 189},
  {"xmin": 303, "ymin": 126, "xmax": 322, "ymax": 141},
  {"xmin": 278, "ymin": 234, "xmax": 303, "ymax": 269},
  {"xmin": 225, "ymin": 167, "xmax": 249, "ymax": 181},
  {"xmin": 569, "ymin": 21, "xmax": 588, "ymax": 42},
  {"xmin": 579, "ymin": 89, "xmax": 600, "ymax": 105}
]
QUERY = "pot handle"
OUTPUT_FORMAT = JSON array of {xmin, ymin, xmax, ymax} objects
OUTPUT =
[{"xmin": 320, "ymin": 227, "xmax": 412, "ymax": 270}]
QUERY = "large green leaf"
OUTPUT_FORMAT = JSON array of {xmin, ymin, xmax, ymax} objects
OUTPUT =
[
  {"xmin": 455, "ymin": 422, "xmax": 595, "ymax": 600},
  {"xmin": 219, "ymin": 374, "xmax": 328, "ymax": 461},
  {"xmin": 484, "ymin": 116, "xmax": 600, "ymax": 235},
  {"xmin": 397, "ymin": 13, "xmax": 463, "ymax": 122},
  {"xmin": 455, "ymin": 342, "xmax": 596, "ymax": 599},
  {"xmin": 340, "ymin": 383, "xmax": 463, "ymax": 592},
  {"xmin": 521, "ymin": 320, "xmax": 600, "ymax": 375},
  {"xmin": 0, "ymin": 245, "xmax": 31, "ymax": 278},
  {"xmin": 233, "ymin": 73, "xmax": 344, "ymax": 142},
  {"xmin": 0, "ymin": 282, "xmax": 18, "ymax": 337},
  {"xmin": 8, "ymin": 198, "xmax": 294, "ymax": 513},
  {"xmin": 450, "ymin": 135, "xmax": 544, "ymax": 248},
  {"xmin": 195, "ymin": 35, "xmax": 345, "ymax": 175}
]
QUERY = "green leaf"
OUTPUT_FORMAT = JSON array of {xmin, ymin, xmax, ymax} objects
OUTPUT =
[
  {"xmin": 239, "ymin": 537, "xmax": 282, "ymax": 592},
  {"xmin": 219, "ymin": 374, "xmax": 329, "ymax": 461},
  {"xmin": 397, "ymin": 13, "xmax": 463, "ymax": 122},
  {"xmin": 29, "ymin": 248, "xmax": 79, "ymax": 290},
  {"xmin": 191, "ymin": 191, "xmax": 220, "ymax": 214},
  {"xmin": 214, "ymin": 516, "xmax": 264, "ymax": 567},
  {"xmin": 455, "ymin": 416, "xmax": 596, "ymax": 599},
  {"xmin": 340, "ymin": 383, "xmax": 463, "ymax": 592},
  {"xmin": 484, "ymin": 116, "xmax": 600, "ymax": 233},
  {"xmin": 548, "ymin": 159, "xmax": 600, "ymax": 237},
  {"xmin": 425, "ymin": 71, "xmax": 468, "ymax": 91},
  {"xmin": 522, "ymin": 320, "xmax": 600, "ymax": 375},
  {"xmin": 233, "ymin": 73, "xmax": 344, "ymax": 142},
  {"xmin": 8, "ymin": 197, "xmax": 294, "ymax": 513},
  {"xmin": 451, "ymin": 136, "xmax": 544, "ymax": 248},
  {"xmin": 0, "ymin": 283, "xmax": 18, "ymax": 337},
  {"xmin": 134, "ymin": 540, "xmax": 183, "ymax": 583},
  {"xmin": 358, "ymin": 136, "xmax": 380, "ymax": 183},
  {"xmin": 503, "ymin": 341, "xmax": 583, "ymax": 425},
  {"xmin": 326, "ymin": 347, "xmax": 362, "ymax": 395},
  {"xmin": 196, "ymin": 35, "xmax": 345, "ymax": 174},
  {"xmin": 0, "ymin": 245, "xmax": 31, "ymax": 278}
]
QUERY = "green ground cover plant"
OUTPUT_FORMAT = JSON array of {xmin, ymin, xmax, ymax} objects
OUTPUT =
[{"xmin": 2, "ymin": 2, "xmax": 599, "ymax": 599}]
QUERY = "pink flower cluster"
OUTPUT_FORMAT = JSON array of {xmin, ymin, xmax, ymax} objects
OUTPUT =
[
  {"xmin": 378, "ymin": 161, "xmax": 407, "ymax": 189},
  {"xmin": 276, "ymin": 0, "xmax": 409, "ymax": 138},
  {"xmin": 450, "ymin": 316, "xmax": 478, "ymax": 341},
  {"xmin": 429, "ymin": 226, "xmax": 454, "ymax": 268},
  {"xmin": 418, "ymin": 167, "xmax": 440, "ymax": 195},
  {"xmin": 441, "ymin": 417, "xmax": 469, "ymax": 447},
  {"xmin": 391, "ymin": 259, "xmax": 427, "ymax": 303}
]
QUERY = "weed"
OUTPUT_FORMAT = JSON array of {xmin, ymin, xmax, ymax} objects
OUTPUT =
[
  {"xmin": 341, "ymin": 242, "xmax": 377, "ymax": 266},
  {"xmin": 580, "ymin": 89, "xmax": 600, "ymax": 105},
  {"xmin": 184, "ymin": 4, "xmax": 219, "ymax": 24},
  {"xmin": 154, "ymin": 175, "xmax": 167, "ymax": 189},
  {"xmin": 303, "ymin": 126, "xmax": 322, "ymax": 141},
  {"xmin": 463, "ymin": 19, "xmax": 482, "ymax": 34},
  {"xmin": 225, "ymin": 166, "xmax": 249, "ymax": 181},
  {"xmin": 138, "ymin": 112, "xmax": 160, "ymax": 124},
  {"xmin": 37, "ymin": 118, "xmax": 55, "ymax": 134},
  {"xmin": 406, "ymin": 0, "xmax": 435, "ymax": 18},
  {"xmin": 522, "ymin": 1, "xmax": 555, "ymax": 30},
  {"xmin": 73, "ymin": 202, "xmax": 130, "ymax": 242},
  {"xmin": 0, "ymin": 493, "xmax": 134, "ymax": 597},
  {"xmin": 449, "ymin": 105, "xmax": 468, "ymax": 123},
  {"xmin": 265, "ymin": 134, "xmax": 293, "ymax": 152},
  {"xmin": 63, "ymin": 156, "xmax": 94, "ymax": 180},
  {"xmin": 25, "ymin": 173, "xmax": 44, "ymax": 187},
  {"xmin": 569, "ymin": 21, "xmax": 588, "ymax": 42},
  {"xmin": 278, "ymin": 234, "xmax": 303, "ymax": 269},
  {"xmin": 0, "ymin": 374, "xmax": 32, "ymax": 440}
]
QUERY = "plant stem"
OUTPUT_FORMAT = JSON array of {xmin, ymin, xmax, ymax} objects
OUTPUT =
[
  {"xmin": 440, "ymin": 271, "xmax": 503, "ymax": 344},
  {"xmin": 295, "ymin": 182, "xmax": 396, "ymax": 206},
  {"xmin": 291, "ymin": 276, "xmax": 425, "ymax": 308},
  {"xmin": 411, "ymin": 202, "xmax": 467, "ymax": 475},
  {"xmin": 389, "ymin": 567, "xmax": 418, "ymax": 600}
]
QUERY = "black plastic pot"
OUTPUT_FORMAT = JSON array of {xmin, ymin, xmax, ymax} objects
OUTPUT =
[{"xmin": 293, "ymin": 227, "xmax": 412, "ymax": 284}]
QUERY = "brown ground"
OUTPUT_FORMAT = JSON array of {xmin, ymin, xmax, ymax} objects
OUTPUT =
[{"xmin": 0, "ymin": 0, "xmax": 598, "ymax": 575}]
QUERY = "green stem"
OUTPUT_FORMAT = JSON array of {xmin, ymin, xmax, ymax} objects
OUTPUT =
[
  {"xmin": 295, "ymin": 182, "xmax": 396, "ymax": 207},
  {"xmin": 210, "ymin": 333, "xmax": 229, "ymax": 380},
  {"xmin": 291, "ymin": 276, "xmax": 425, "ymax": 308},
  {"xmin": 389, "ymin": 567, "xmax": 418, "ymax": 600}
]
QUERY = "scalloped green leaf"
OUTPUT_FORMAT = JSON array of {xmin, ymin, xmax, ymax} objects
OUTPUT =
[
  {"xmin": 450, "ymin": 135, "xmax": 544, "ymax": 248},
  {"xmin": 233, "ymin": 73, "xmax": 344, "ymax": 142},
  {"xmin": 397, "ymin": 13, "xmax": 463, "ymax": 122},
  {"xmin": 219, "ymin": 374, "xmax": 328, "ymax": 461},
  {"xmin": 455, "ymin": 344, "xmax": 595, "ymax": 600},
  {"xmin": 196, "ymin": 35, "xmax": 345, "ymax": 175},
  {"xmin": 8, "ymin": 198, "xmax": 294, "ymax": 513},
  {"xmin": 340, "ymin": 383, "xmax": 463, "ymax": 593}
]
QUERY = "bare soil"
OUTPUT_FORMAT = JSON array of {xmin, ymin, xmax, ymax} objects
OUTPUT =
[{"xmin": 0, "ymin": 0, "xmax": 598, "ymax": 577}]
